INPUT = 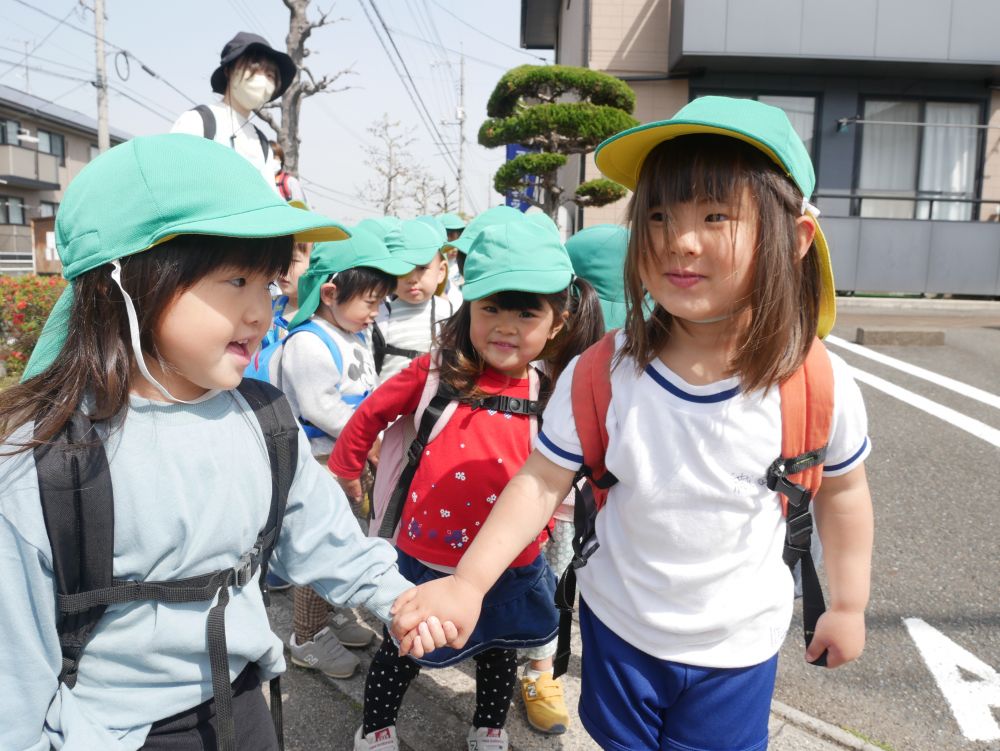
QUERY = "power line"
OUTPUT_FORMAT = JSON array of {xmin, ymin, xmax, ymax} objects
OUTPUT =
[
  {"xmin": 387, "ymin": 27, "xmax": 506, "ymax": 71},
  {"xmin": 12, "ymin": 0, "xmax": 197, "ymax": 105},
  {"xmin": 0, "ymin": 2, "xmax": 77, "ymax": 81},
  {"xmin": 0, "ymin": 43, "xmax": 94, "ymax": 76},
  {"xmin": 427, "ymin": 0, "xmax": 549, "ymax": 63},
  {"xmin": 359, "ymin": 0, "xmax": 460, "ymax": 180}
]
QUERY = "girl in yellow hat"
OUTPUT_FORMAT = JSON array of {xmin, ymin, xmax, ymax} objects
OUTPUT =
[{"xmin": 392, "ymin": 97, "xmax": 874, "ymax": 751}]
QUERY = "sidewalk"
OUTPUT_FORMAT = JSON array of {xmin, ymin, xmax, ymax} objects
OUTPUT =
[{"xmin": 266, "ymin": 594, "xmax": 884, "ymax": 751}]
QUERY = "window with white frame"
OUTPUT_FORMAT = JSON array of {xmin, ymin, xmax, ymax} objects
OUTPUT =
[{"xmin": 856, "ymin": 99, "xmax": 981, "ymax": 221}]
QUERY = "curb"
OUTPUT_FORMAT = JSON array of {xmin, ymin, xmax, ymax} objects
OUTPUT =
[
  {"xmin": 836, "ymin": 296, "xmax": 1000, "ymax": 313},
  {"xmin": 771, "ymin": 701, "xmax": 887, "ymax": 751}
]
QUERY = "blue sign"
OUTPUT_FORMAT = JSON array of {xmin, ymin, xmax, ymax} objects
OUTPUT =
[{"xmin": 504, "ymin": 143, "xmax": 537, "ymax": 213}]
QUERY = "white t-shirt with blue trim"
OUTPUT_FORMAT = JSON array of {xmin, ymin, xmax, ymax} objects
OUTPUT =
[{"xmin": 536, "ymin": 332, "xmax": 871, "ymax": 669}]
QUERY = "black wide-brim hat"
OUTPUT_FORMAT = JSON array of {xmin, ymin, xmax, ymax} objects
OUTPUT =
[{"xmin": 210, "ymin": 31, "xmax": 297, "ymax": 101}]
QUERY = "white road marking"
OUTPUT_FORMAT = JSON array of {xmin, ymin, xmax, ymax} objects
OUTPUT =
[
  {"xmin": 904, "ymin": 618, "xmax": 1000, "ymax": 741},
  {"xmin": 827, "ymin": 335, "xmax": 1000, "ymax": 411},
  {"xmin": 848, "ymin": 366, "xmax": 1000, "ymax": 449}
]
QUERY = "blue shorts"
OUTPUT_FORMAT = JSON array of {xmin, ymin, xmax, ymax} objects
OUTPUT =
[
  {"xmin": 578, "ymin": 599, "xmax": 777, "ymax": 751},
  {"xmin": 396, "ymin": 548, "xmax": 558, "ymax": 668}
]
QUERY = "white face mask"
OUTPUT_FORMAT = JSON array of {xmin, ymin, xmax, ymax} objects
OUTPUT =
[{"xmin": 230, "ymin": 72, "xmax": 276, "ymax": 112}]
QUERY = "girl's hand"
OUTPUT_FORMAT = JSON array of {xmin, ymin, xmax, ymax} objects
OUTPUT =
[
  {"xmin": 367, "ymin": 437, "xmax": 382, "ymax": 469},
  {"xmin": 806, "ymin": 608, "xmax": 866, "ymax": 668},
  {"xmin": 390, "ymin": 575, "xmax": 485, "ymax": 653},
  {"xmin": 395, "ymin": 616, "xmax": 460, "ymax": 659},
  {"xmin": 336, "ymin": 476, "xmax": 363, "ymax": 506}
]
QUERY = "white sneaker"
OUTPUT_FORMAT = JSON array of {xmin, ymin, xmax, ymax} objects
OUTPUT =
[
  {"xmin": 353, "ymin": 725, "xmax": 400, "ymax": 751},
  {"xmin": 467, "ymin": 726, "xmax": 509, "ymax": 751}
]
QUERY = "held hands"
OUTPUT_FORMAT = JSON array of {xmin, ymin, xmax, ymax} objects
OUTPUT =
[
  {"xmin": 389, "ymin": 575, "xmax": 485, "ymax": 657},
  {"xmin": 336, "ymin": 476, "xmax": 363, "ymax": 507},
  {"xmin": 806, "ymin": 608, "xmax": 866, "ymax": 668}
]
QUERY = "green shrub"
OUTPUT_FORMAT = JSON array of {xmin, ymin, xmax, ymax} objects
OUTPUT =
[{"xmin": 0, "ymin": 274, "xmax": 66, "ymax": 377}]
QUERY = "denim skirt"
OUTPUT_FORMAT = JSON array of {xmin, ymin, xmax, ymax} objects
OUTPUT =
[{"xmin": 396, "ymin": 548, "xmax": 559, "ymax": 667}]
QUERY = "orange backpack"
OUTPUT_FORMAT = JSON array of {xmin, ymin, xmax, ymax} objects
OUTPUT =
[{"xmin": 552, "ymin": 331, "xmax": 834, "ymax": 677}]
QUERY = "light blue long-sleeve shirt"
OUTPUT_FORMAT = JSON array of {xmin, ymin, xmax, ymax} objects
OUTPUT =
[{"xmin": 0, "ymin": 390, "xmax": 410, "ymax": 751}]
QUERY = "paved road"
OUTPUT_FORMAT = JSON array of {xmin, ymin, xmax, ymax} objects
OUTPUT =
[{"xmin": 773, "ymin": 299, "xmax": 1000, "ymax": 751}]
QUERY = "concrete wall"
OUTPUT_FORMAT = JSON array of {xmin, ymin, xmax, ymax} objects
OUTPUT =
[
  {"xmin": 590, "ymin": 0, "xmax": 671, "ymax": 74},
  {"xmin": 674, "ymin": 0, "xmax": 1000, "ymax": 65},
  {"xmin": 582, "ymin": 78, "xmax": 689, "ymax": 228}
]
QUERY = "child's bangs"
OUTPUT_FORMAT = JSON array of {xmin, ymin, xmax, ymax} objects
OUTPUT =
[
  {"xmin": 487, "ymin": 290, "xmax": 547, "ymax": 312},
  {"xmin": 159, "ymin": 234, "xmax": 294, "ymax": 287},
  {"xmin": 640, "ymin": 135, "xmax": 759, "ymax": 213}
]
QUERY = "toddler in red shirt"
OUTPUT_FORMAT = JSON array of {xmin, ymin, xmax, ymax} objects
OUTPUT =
[{"xmin": 330, "ymin": 220, "xmax": 603, "ymax": 751}]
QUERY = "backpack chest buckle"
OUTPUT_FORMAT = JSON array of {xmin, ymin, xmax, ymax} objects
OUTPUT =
[{"xmin": 234, "ymin": 543, "xmax": 262, "ymax": 587}]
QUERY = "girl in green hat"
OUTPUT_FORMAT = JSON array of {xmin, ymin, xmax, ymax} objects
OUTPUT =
[
  {"xmin": 329, "ymin": 221, "xmax": 604, "ymax": 751},
  {"xmin": 393, "ymin": 97, "xmax": 874, "ymax": 751},
  {"xmin": 0, "ymin": 134, "xmax": 453, "ymax": 751}
]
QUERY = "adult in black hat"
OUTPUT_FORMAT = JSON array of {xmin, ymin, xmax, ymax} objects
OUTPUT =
[{"xmin": 171, "ymin": 32, "xmax": 296, "ymax": 194}]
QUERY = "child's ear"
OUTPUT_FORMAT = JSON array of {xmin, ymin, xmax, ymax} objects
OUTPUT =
[
  {"xmin": 435, "ymin": 256, "xmax": 449, "ymax": 284},
  {"xmin": 794, "ymin": 214, "xmax": 817, "ymax": 260},
  {"xmin": 547, "ymin": 309, "xmax": 570, "ymax": 340},
  {"xmin": 319, "ymin": 282, "xmax": 338, "ymax": 306}
]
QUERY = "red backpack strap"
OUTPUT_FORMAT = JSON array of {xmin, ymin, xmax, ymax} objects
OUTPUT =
[
  {"xmin": 773, "ymin": 337, "xmax": 835, "ymax": 667},
  {"xmin": 774, "ymin": 337, "xmax": 834, "ymax": 515},
  {"xmin": 570, "ymin": 330, "xmax": 617, "ymax": 503}
]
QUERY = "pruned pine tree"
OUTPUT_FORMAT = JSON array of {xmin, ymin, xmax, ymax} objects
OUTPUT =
[{"xmin": 479, "ymin": 65, "xmax": 638, "ymax": 219}]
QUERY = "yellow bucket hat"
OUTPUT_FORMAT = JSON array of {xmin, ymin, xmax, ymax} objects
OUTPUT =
[{"xmin": 595, "ymin": 96, "xmax": 836, "ymax": 338}]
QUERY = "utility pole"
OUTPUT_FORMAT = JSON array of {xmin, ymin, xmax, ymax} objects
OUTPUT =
[
  {"xmin": 94, "ymin": 0, "xmax": 110, "ymax": 152},
  {"xmin": 457, "ymin": 52, "xmax": 465, "ymax": 216},
  {"xmin": 23, "ymin": 41, "xmax": 30, "ymax": 94}
]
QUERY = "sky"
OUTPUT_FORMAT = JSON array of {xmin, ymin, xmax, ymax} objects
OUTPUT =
[{"xmin": 0, "ymin": 0, "xmax": 553, "ymax": 224}]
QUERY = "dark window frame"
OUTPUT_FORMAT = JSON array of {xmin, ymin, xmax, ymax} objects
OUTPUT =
[
  {"xmin": 689, "ymin": 88, "xmax": 823, "ymax": 165},
  {"xmin": 0, "ymin": 118, "xmax": 22, "ymax": 146},
  {"xmin": 850, "ymin": 94, "xmax": 988, "ymax": 220},
  {"xmin": 1, "ymin": 195, "xmax": 27, "ymax": 225},
  {"xmin": 37, "ymin": 129, "xmax": 66, "ymax": 166}
]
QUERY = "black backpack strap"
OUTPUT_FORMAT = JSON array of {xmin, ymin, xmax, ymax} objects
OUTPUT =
[
  {"xmin": 194, "ymin": 104, "xmax": 216, "ymax": 140},
  {"xmin": 552, "ymin": 467, "xmax": 617, "ymax": 679},
  {"xmin": 237, "ymin": 378, "xmax": 299, "ymax": 750},
  {"xmin": 35, "ymin": 411, "xmax": 115, "ymax": 689},
  {"xmin": 253, "ymin": 124, "xmax": 270, "ymax": 162},
  {"xmin": 466, "ymin": 395, "xmax": 542, "ymax": 416},
  {"xmin": 377, "ymin": 381, "xmax": 458, "ymax": 538},
  {"xmin": 372, "ymin": 321, "xmax": 387, "ymax": 375},
  {"xmin": 768, "ymin": 447, "xmax": 829, "ymax": 667},
  {"xmin": 236, "ymin": 379, "xmax": 300, "ymax": 602}
]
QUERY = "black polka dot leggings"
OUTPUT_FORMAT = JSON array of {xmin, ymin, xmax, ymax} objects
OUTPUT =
[{"xmin": 363, "ymin": 629, "xmax": 518, "ymax": 734}]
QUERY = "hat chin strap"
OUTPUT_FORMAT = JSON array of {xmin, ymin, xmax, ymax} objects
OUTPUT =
[{"xmin": 110, "ymin": 261, "xmax": 222, "ymax": 405}]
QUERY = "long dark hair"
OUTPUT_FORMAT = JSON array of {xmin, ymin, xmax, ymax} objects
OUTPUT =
[
  {"xmin": 622, "ymin": 134, "xmax": 820, "ymax": 393},
  {"xmin": 435, "ymin": 277, "xmax": 604, "ymax": 401},
  {"xmin": 0, "ymin": 234, "xmax": 292, "ymax": 454}
]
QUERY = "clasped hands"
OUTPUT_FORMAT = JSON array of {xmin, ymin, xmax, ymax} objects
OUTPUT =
[{"xmin": 388, "ymin": 574, "xmax": 484, "ymax": 658}]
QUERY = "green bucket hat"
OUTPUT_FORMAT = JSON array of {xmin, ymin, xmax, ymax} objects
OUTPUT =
[
  {"xmin": 287, "ymin": 225, "xmax": 413, "ymax": 330},
  {"xmin": 595, "ymin": 95, "xmax": 836, "ymax": 338},
  {"xmin": 524, "ymin": 212, "xmax": 561, "ymax": 238},
  {"xmin": 356, "ymin": 216, "xmax": 401, "ymax": 241},
  {"xmin": 565, "ymin": 224, "xmax": 629, "ymax": 331},
  {"xmin": 462, "ymin": 220, "xmax": 574, "ymax": 301},
  {"xmin": 437, "ymin": 212, "xmax": 466, "ymax": 231},
  {"xmin": 23, "ymin": 133, "xmax": 350, "ymax": 381},
  {"xmin": 446, "ymin": 205, "xmax": 524, "ymax": 255},
  {"xmin": 414, "ymin": 215, "xmax": 447, "ymax": 245},
  {"xmin": 387, "ymin": 219, "xmax": 446, "ymax": 266}
]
